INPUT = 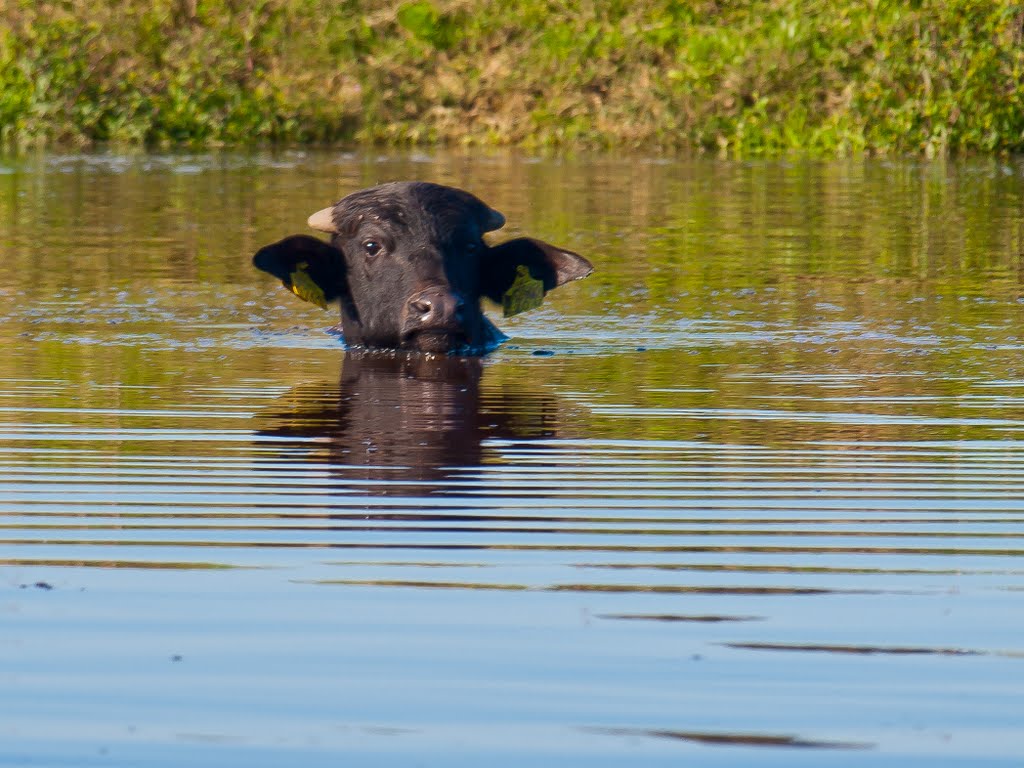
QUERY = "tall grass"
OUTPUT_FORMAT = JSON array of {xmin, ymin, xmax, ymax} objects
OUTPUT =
[{"xmin": 2, "ymin": 0, "xmax": 1023, "ymax": 154}]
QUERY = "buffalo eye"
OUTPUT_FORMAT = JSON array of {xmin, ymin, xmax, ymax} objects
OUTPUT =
[
  {"xmin": 465, "ymin": 241, "xmax": 481, "ymax": 255},
  {"xmin": 362, "ymin": 240, "xmax": 382, "ymax": 257}
]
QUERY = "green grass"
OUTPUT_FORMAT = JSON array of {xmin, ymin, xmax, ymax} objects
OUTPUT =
[{"xmin": 3, "ymin": 0, "xmax": 1024, "ymax": 154}]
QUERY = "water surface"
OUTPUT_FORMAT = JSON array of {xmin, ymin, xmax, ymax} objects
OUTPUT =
[{"xmin": 2, "ymin": 151, "xmax": 1024, "ymax": 766}]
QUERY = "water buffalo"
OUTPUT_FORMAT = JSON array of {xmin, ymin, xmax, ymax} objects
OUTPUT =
[{"xmin": 253, "ymin": 181, "xmax": 593, "ymax": 354}]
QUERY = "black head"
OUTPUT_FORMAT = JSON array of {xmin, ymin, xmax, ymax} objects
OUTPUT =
[{"xmin": 253, "ymin": 181, "xmax": 592, "ymax": 355}]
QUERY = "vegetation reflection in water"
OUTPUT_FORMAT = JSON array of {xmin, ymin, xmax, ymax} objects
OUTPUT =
[{"xmin": 2, "ymin": 150, "xmax": 1024, "ymax": 767}]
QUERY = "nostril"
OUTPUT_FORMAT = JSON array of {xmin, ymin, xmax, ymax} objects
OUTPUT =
[{"xmin": 410, "ymin": 298, "xmax": 433, "ymax": 317}]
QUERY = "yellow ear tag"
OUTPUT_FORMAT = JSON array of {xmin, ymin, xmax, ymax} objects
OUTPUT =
[
  {"xmin": 502, "ymin": 264, "xmax": 545, "ymax": 317},
  {"xmin": 288, "ymin": 263, "xmax": 328, "ymax": 309}
]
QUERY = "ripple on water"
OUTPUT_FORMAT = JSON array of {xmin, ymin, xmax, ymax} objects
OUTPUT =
[{"xmin": 4, "ymin": 152, "xmax": 1024, "ymax": 767}]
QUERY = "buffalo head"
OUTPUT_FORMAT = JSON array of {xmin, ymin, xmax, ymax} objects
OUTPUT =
[{"xmin": 253, "ymin": 181, "xmax": 593, "ymax": 354}]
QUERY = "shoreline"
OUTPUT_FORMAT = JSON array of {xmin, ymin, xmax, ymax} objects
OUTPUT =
[{"xmin": 3, "ymin": 1, "xmax": 1023, "ymax": 156}]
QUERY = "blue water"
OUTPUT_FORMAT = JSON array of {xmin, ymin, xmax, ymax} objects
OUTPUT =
[{"xmin": 2, "ymin": 150, "xmax": 1024, "ymax": 766}]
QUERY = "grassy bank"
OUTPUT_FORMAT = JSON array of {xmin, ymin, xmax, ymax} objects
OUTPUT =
[{"xmin": 2, "ymin": 0, "xmax": 1024, "ymax": 155}]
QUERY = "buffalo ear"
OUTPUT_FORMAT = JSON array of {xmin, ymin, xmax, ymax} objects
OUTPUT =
[
  {"xmin": 252, "ymin": 235, "xmax": 348, "ymax": 309},
  {"xmin": 481, "ymin": 238, "xmax": 593, "ymax": 317}
]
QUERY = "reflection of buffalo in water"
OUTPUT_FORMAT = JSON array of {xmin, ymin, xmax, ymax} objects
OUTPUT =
[{"xmin": 256, "ymin": 351, "xmax": 561, "ymax": 495}]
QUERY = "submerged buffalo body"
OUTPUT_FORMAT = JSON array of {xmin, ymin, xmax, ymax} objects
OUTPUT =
[{"xmin": 253, "ymin": 181, "xmax": 593, "ymax": 354}]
